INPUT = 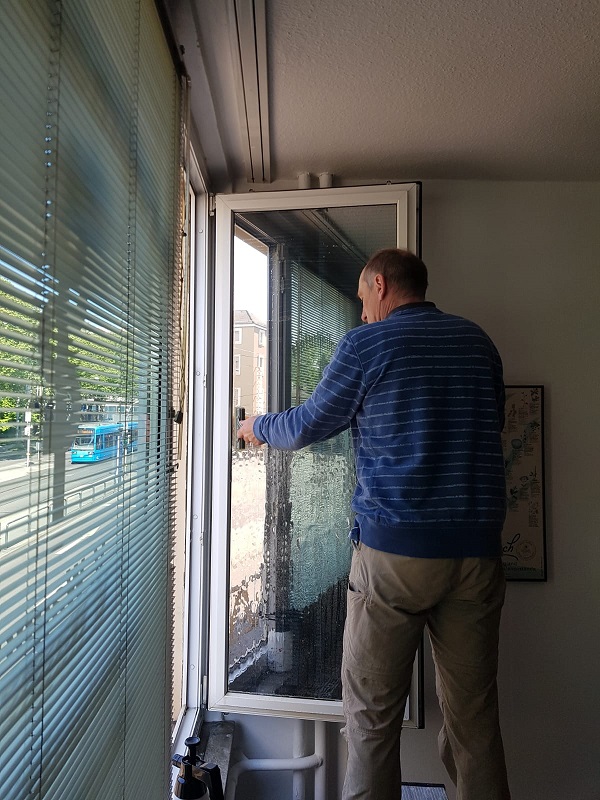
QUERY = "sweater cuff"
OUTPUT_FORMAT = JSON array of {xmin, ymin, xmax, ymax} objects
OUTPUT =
[{"xmin": 252, "ymin": 415, "xmax": 267, "ymax": 443}]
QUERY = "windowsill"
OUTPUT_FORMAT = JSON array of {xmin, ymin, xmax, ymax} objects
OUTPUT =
[{"xmin": 171, "ymin": 717, "xmax": 235, "ymax": 796}]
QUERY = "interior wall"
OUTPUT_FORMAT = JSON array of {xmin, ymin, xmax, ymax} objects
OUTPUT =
[
  {"xmin": 215, "ymin": 180, "xmax": 600, "ymax": 800},
  {"xmin": 416, "ymin": 180, "xmax": 600, "ymax": 800}
]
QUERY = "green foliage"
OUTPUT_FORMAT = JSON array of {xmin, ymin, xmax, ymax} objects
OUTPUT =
[
  {"xmin": 0, "ymin": 287, "xmax": 38, "ymax": 435},
  {"xmin": 290, "ymin": 332, "xmax": 336, "ymax": 404},
  {"xmin": 0, "ymin": 284, "xmax": 132, "ymax": 437}
]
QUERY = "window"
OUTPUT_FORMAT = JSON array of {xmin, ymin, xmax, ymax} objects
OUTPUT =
[
  {"xmin": 234, "ymin": 327, "xmax": 242, "ymax": 343},
  {"xmin": 0, "ymin": 3, "xmax": 185, "ymax": 797},
  {"xmin": 258, "ymin": 329, "xmax": 265, "ymax": 347},
  {"xmin": 209, "ymin": 184, "xmax": 423, "ymax": 723},
  {"xmin": 234, "ymin": 354, "xmax": 241, "ymax": 374}
]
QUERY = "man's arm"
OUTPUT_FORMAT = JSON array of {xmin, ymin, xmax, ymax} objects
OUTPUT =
[{"xmin": 237, "ymin": 335, "xmax": 366, "ymax": 451}]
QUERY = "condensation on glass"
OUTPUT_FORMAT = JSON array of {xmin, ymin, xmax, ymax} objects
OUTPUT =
[{"xmin": 228, "ymin": 206, "xmax": 397, "ymax": 701}]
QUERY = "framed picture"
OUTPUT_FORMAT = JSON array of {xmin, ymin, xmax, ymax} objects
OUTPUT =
[{"xmin": 501, "ymin": 385, "xmax": 546, "ymax": 581}]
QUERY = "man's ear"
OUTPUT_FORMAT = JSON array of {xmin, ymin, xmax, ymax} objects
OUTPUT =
[{"xmin": 374, "ymin": 273, "xmax": 386, "ymax": 297}]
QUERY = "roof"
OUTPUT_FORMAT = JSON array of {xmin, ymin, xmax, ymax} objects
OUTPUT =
[{"xmin": 234, "ymin": 310, "xmax": 267, "ymax": 328}]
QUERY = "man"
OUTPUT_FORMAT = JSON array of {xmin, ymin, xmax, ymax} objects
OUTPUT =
[{"xmin": 238, "ymin": 248, "xmax": 511, "ymax": 800}]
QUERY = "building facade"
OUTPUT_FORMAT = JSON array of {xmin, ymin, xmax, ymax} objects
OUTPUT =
[{"xmin": 233, "ymin": 310, "xmax": 267, "ymax": 416}]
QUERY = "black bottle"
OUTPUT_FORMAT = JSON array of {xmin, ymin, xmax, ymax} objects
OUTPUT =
[
  {"xmin": 172, "ymin": 736, "xmax": 224, "ymax": 800},
  {"xmin": 173, "ymin": 758, "xmax": 209, "ymax": 799}
]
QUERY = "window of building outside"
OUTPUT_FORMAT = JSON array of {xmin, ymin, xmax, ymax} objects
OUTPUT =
[{"xmin": 234, "ymin": 327, "xmax": 242, "ymax": 344}]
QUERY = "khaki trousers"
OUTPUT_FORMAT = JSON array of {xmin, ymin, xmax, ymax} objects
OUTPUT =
[{"xmin": 341, "ymin": 544, "xmax": 510, "ymax": 800}]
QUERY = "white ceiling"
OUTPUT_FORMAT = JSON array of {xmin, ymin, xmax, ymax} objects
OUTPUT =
[{"xmin": 168, "ymin": 0, "xmax": 600, "ymax": 192}]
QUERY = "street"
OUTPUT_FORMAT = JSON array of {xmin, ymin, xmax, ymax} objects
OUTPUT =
[{"xmin": 0, "ymin": 453, "xmax": 127, "ymax": 547}]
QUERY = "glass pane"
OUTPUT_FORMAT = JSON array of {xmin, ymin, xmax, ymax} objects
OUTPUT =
[
  {"xmin": 0, "ymin": 0, "xmax": 180, "ymax": 793},
  {"xmin": 228, "ymin": 205, "xmax": 397, "ymax": 700}
]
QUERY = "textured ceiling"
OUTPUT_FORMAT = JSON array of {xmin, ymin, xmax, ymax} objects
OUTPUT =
[{"xmin": 170, "ymin": 0, "xmax": 600, "ymax": 190}]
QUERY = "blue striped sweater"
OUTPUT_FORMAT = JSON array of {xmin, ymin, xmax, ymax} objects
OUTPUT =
[{"xmin": 254, "ymin": 302, "xmax": 507, "ymax": 558}]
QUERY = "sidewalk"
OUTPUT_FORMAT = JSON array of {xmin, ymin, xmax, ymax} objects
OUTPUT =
[{"xmin": 0, "ymin": 454, "xmax": 55, "ymax": 484}]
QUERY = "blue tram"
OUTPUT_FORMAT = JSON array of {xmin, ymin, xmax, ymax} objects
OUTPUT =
[{"xmin": 70, "ymin": 422, "xmax": 138, "ymax": 464}]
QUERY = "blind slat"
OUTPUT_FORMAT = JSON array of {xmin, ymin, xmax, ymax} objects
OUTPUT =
[{"xmin": 0, "ymin": 1, "xmax": 181, "ymax": 798}]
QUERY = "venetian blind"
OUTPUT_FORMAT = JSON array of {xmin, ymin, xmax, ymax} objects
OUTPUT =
[
  {"xmin": 0, "ymin": 2, "xmax": 182, "ymax": 798},
  {"xmin": 289, "ymin": 260, "xmax": 357, "ymax": 409},
  {"xmin": 287, "ymin": 260, "xmax": 358, "ymax": 615}
]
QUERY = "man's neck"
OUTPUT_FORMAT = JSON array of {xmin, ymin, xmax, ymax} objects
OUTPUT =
[{"xmin": 385, "ymin": 294, "xmax": 427, "ymax": 315}]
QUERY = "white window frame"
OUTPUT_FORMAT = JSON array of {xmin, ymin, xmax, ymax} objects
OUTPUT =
[
  {"xmin": 208, "ymin": 183, "xmax": 421, "ymax": 722},
  {"xmin": 171, "ymin": 154, "xmax": 210, "ymax": 759}
]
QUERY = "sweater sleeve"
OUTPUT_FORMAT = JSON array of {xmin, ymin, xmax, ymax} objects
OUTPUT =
[{"xmin": 253, "ymin": 334, "xmax": 366, "ymax": 450}]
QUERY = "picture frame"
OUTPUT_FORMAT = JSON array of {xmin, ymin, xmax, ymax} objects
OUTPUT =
[{"xmin": 501, "ymin": 385, "xmax": 547, "ymax": 581}]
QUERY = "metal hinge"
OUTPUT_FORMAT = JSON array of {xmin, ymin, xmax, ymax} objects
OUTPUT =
[{"xmin": 208, "ymin": 194, "xmax": 216, "ymax": 216}]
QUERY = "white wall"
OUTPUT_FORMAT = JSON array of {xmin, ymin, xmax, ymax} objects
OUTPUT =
[
  {"xmin": 221, "ymin": 180, "xmax": 600, "ymax": 800},
  {"xmin": 401, "ymin": 180, "xmax": 600, "ymax": 800}
]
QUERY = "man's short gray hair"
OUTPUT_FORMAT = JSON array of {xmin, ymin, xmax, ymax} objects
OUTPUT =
[{"xmin": 363, "ymin": 248, "xmax": 428, "ymax": 297}]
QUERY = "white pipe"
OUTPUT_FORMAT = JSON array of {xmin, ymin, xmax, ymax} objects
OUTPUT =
[
  {"xmin": 293, "ymin": 719, "xmax": 308, "ymax": 800},
  {"xmin": 298, "ymin": 172, "xmax": 311, "ymax": 189},
  {"xmin": 314, "ymin": 721, "xmax": 327, "ymax": 800},
  {"xmin": 224, "ymin": 752, "xmax": 323, "ymax": 800},
  {"xmin": 224, "ymin": 719, "xmax": 328, "ymax": 800},
  {"xmin": 318, "ymin": 172, "xmax": 333, "ymax": 188}
]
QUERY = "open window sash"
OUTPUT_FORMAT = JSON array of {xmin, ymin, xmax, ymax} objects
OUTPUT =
[{"xmin": 208, "ymin": 183, "xmax": 423, "ymax": 724}]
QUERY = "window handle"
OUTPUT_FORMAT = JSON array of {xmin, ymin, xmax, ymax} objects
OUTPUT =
[{"xmin": 235, "ymin": 407, "xmax": 245, "ymax": 450}]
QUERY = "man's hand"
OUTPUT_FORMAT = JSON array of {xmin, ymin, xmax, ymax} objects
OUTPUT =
[{"xmin": 237, "ymin": 415, "xmax": 265, "ymax": 447}]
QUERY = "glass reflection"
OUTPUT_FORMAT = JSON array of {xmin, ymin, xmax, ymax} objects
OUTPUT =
[{"xmin": 229, "ymin": 205, "xmax": 397, "ymax": 700}]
